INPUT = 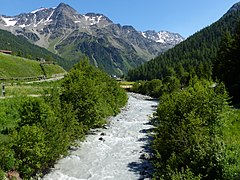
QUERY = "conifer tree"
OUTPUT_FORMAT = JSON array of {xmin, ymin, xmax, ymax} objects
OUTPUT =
[{"xmin": 213, "ymin": 22, "xmax": 240, "ymax": 103}]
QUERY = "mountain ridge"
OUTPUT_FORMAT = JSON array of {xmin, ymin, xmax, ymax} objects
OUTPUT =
[{"xmin": 0, "ymin": 3, "xmax": 184, "ymax": 75}]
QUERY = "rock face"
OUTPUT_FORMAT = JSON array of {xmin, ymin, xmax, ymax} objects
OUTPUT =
[{"xmin": 0, "ymin": 3, "xmax": 184, "ymax": 75}]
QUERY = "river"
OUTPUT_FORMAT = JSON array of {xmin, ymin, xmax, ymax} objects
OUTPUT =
[{"xmin": 42, "ymin": 93, "xmax": 158, "ymax": 180}]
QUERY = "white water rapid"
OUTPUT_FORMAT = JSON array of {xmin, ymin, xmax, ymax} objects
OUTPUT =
[{"xmin": 42, "ymin": 93, "xmax": 158, "ymax": 180}]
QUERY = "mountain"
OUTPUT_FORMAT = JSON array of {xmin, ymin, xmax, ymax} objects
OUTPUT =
[
  {"xmin": 0, "ymin": 3, "xmax": 184, "ymax": 75},
  {"xmin": 128, "ymin": 1, "xmax": 240, "ymax": 81},
  {"xmin": 141, "ymin": 30, "xmax": 184, "ymax": 45}
]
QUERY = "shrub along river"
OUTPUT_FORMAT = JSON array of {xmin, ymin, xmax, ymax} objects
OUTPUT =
[{"xmin": 42, "ymin": 93, "xmax": 158, "ymax": 180}]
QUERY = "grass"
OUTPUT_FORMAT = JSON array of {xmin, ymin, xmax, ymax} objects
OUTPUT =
[
  {"xmin": 41, "ymin": 64, "xmax": 66, "ymax": 78},
  {"xmin": 0, "ymin": 53, "xmax": 66, "ymax": 79},
  {"xmin": 5, "ymin": 85, "xmax": 44, "ymax": 96},
  {"xmin": 0, "ymin": 54, "xmax": 42, "ymax": 78},
  {"xmin": 224, "ymin": 109, "xmax": 240, "ymax": 147},
  {"xmin": 223, "ymin": 109, "xmax": 240, "ymax": 174},
  {"xmin": 118, "ymin": 81, "xmax": 134, "ymax": 85},
  {"xmin": 0, "ymin": 97, "xmax": 20, "ymax": 131},
  {"xmin": 0, "ymin": 80, "xmax": 62, "ymax": 97}
]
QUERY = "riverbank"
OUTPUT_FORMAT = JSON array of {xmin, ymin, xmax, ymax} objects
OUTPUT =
[{"xmin": 42, "ymin": 93, "xmax": 158, "ymax": 180}]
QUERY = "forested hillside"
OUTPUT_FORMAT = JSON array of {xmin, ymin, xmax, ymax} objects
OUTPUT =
[
  {"xmin": 127, "ymin": 5, "xmax": 240, "ymax": 82},
  {"xmin": 0, "ymin": 29, "xmax": 70, "ymax": 70}
]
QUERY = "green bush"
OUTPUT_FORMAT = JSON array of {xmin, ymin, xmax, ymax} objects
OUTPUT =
[
  {"xmin": 0, "ymin": 169, "xmax": 5, "ymax": 180},
  {"xmin": 131, "ymin": 79, "xmax": 163, "ymax": 98},
  {"xmin": 131, "ymin": 76, "xmax": 182, "ymax": 98},
  {"xmin": 152, "ymin": 80, "xmax": 234, "ymax": 179},
  {"xmin": 164, "ymin": 167, "xmax": 202, "ymax": 180},
  {"xmin": 12, "ymin": 125, "xmax": 48, "ymax": 178},
  {"xmin": 0, "ymin": 144, "xmax": 15, "ymax": 171},
  {"xmin": 18, "ymin": 98, "xmax": 54, "ymax": 127},
  {"xmin": 61, "ymin": 59, "xmax": 127, "ymax": 130},
  {"xmin": 13, "ymin": 97, "xmax": 72, "ymax": 177}
]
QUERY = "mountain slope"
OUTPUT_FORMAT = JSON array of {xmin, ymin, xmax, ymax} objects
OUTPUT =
[
  {"xmin": 128, "ymin": 2, "xmax": 240, "ymax": 81},
  {"xmin": 0, "ymin": 53, "xmax": 65, "ymax": 79},
  {"xmin": 0, "ymin": 29, "xmax": 70, "ymax": 70},
  {"xmin": 0, "ymin": 3, "xmax": 184, "ymax": 75}
]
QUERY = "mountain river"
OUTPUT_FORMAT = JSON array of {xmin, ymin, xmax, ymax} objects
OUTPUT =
[{"xmin": 42, "ymin": 93, "xmax": 158, "ymax": 180}]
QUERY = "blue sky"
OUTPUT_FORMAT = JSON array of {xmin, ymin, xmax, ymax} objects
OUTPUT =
[{"xmin": 0, "ymin": 0, "xmax": 239, "ymax": 38}]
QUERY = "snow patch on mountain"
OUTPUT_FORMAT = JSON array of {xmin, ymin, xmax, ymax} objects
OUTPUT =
[
  {"xmin": 1, "ymin": 17, "xmax": 17, "ymax": 26},
  {"xmin": 141, "ymin": 30, "xmax": 185, "ymax": 45},
  {"xmin": 83, "ymin": 14, "xmax": 103, "ymax": 25},
  {"xmin": 141, "ymin": 32, "xmax": 147, "ymax": 38},
  {"xmin": 19, "ymin": 24, "xmax": 26, "ymax": 28},
  {"xmin": 31, "ymin": 8, "xmax": 47, "ymax": 14},
  {"xmin": 44, "ymin": 10, "xmax": 54, "ymax": 23}
]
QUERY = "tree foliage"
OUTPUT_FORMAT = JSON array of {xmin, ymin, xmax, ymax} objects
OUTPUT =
[
  {"xmin": 152, "ymin": 80, "xmax": 239, "ymax": 179},
  {"xmin": 13, "ymin": 125, "xmax": 48, "ymax": 178},
  {"xmin": 61, "ymin": 58, "xmax": 128, "ymax": 130},
  {"xmin": 213, "ymin": 22, "xmax": 240, "ymax": 103}
]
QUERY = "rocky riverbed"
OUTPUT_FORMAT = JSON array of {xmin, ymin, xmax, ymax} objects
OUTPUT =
[{"xmin": 42, "ymin": 93, "xmax": 158, "ymax": 180}]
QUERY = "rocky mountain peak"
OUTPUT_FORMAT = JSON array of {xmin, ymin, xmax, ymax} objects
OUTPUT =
[
  {"xmin": 55, "ymin": 2, "xmax": 78, "ymax": 14},
  {"xmin": 51, "ymin": 2, "xmax": 80, "ymax": 21},
  {"xmin": 58, "ymin": 2, "xmax": 69, "ymax": 7}
]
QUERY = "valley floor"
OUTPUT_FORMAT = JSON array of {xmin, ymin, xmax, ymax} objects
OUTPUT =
[{"xmin": 42, "ymin": 93, "xmax": 158, "ymax": 180}]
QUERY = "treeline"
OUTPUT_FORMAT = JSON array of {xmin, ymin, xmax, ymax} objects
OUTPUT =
[
  {"xmin": 127, "ymin": 8, "xmax": 240, "ymax": 82},
  {"xmin": 0, "ymin": 29, "xmax": 72, "ymax": 70},
  {"xmin": 131, "ymin": 77, "xmax": 180, "ymax": 98},
  {"xmin": 0, "ymin": 59, "xmax": 127, "ymax": 179}
]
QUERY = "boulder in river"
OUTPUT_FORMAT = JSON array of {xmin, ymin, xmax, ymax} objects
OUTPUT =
[{"xmin": 99, "ymin": 137, "xmax": 105, "ymax": 141}]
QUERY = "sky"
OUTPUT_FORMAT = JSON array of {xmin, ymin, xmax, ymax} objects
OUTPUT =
[{"xmin": 0, "ymin": 0, "xmax": 239, "ymax": 38}]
